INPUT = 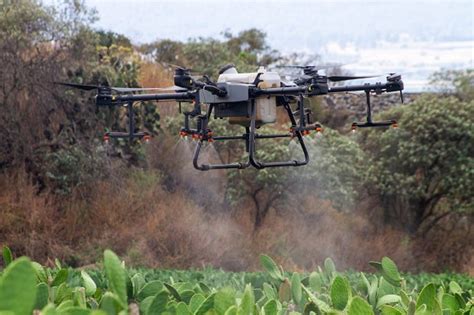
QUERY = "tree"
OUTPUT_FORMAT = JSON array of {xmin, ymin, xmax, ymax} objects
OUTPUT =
[
  {"xmin": 429, "ymin": 69, "xmax": 474, "ymax": 101},
  {"xmin": 0, "ymin": 0, "xmax": 98, "ymax": 173},
  {"xmin": 139, "ymin": 39, "xmax": 185, "ymax": 65},
  {"xmin": 226, "ymin": 134, "xmax": 293, "ymax": 230},
  {"xmin": 362, "ymin": 95, "xmax": 474, "ymax": 235},
  {"xmin": 140, "ymin": 29, "xmax": 280, "ymax": 78},
  {"xmin": 0, "ymin": 0, "xmax": 154, "ymax": 192},
  {"xmin": 302, "ymin": 128, "xmax": 366, "ymax": 210},
  {"xmin": 226, "ymin": 126, "xmax": 366, "ymax": 230}
]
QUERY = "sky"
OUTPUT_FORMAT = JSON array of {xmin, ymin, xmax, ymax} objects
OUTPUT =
[{"xmin": 45, "ymin": 0, "xmax": 473, "ymax": 91}]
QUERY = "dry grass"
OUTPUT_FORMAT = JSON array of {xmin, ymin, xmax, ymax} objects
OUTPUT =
[
  {"xmin": 137, "ymin": 61, "xmax": 179, "ymax": 118},
  {"xmin": 0, "ymin": 168, "xmax": 472, "ymax": 274}
]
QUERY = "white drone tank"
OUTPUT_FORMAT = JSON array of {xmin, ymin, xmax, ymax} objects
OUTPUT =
[{"xmin": 217, "ymin": 65, "xmax": 280, "ymax": 127}]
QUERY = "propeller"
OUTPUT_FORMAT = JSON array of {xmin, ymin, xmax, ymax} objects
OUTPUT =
[
  {"xmin": 281, "ymin": 79, "xmax": 297, "ymax": 87},
  {"xmin": 327, "ymin": 75, "xmax": 380, "ymax": 82},
  {"xmin": 54, "ymin": 82, "xmax": 103, "ymax": 91},
  {"xmin": 277, "ymin": 64, "xmax": 342, "ymax": 70},
  {"xmin": 54, "ymin": 82, "xmax": 187, "ymax": 92},
  {"xmin": 113, "ymin": 86, "xmax": 187, "ymax": 92},
  {"xmin": 159, "ymin": 62, "xmax": 198, "ymax": 74}
]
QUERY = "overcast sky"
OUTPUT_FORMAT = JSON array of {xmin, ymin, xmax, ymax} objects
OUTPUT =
[
  {"xmin": 44, "ymin": 0, "xmax": 473, "ymax": 91},
  {"xmin": 77, "ymin": 0, "xmax": 473, "ymax": 45}
]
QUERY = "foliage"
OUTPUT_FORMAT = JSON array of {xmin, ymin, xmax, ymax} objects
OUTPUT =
[
  {"xmin": 159, "ymin": 114, "xmax": 369, "ymax": 229},
  {"xmin": 226, "ymin": 127, "xmax": 294, "ymax": 229},
  {"xmin": 303, "ymin": 128, "xmax": 366, "ymax": 210},
  {"xmin": 39, "ymin": 145, "xmax": 108, "ymax": 195},
  {"xmin": 0, "ymin": 247, "xmax": 472, "ymax": 314},
  {"xmin": 0, "ymin": 0, "xmax": 159, "ymax": 191},
  {"xmin": 225, "ymin": 126, "xmax": 366, "ymax": 228},
  {"xmin": 360, "ymin": 95, "xmax": 474, "ymax": 234},
  {"xmin": 91, "ymin": 35, "xmax": 160, "ymax": 165},
  {"xmin": 429, "ymin": 69, "xmax": 474, "ymax": 101},
  {"xmin": 0, "ymin": 0, "xmax": 96, "ymax": 170},
  {"xmin": 140, "ymin": 28, "xmax": 280, "ymax": 77}
]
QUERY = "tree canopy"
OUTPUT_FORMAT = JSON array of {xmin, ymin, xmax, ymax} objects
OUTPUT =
[
  {"xmin": 362, "ymin": 95, "xmax": 474, "ymax": 234},
  {"xmin": 140, "ymin": 28, "xmax": 280, "ymax": 77}
]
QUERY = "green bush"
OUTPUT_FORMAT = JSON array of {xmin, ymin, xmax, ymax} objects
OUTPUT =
[
  {"xmin": 361, "ymin": 95, "xmax": 474, "ymax": 234},
  {"xmin": 39, "ymin": 146, "xmax": 108, "ymax": 195}
]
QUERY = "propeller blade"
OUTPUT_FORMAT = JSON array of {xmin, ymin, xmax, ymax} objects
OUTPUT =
[
  {"xmin": 54, "ymin": 82, "xmax": 102, "ymax": 91},
  {"xmin": 112, "ymin": 86, "xmax": 188, "ymax": 92},
  {"xmin": 327, "ymin": 75, "xmax": 380, "ymax": 82},
  {"xmin": 276, "ymin": 65, "xmax": 307, "ymax": 69},
  {"xmin": 160, "ymin": 62, "xmax": 194, "ymax": 72},
  {"xmin": 281, "ymin": 79, "xmax": 297, "ymax": 86},
  {"xmin": 277, "ymin": 63, "xmax": 342, "ymax": 70},
  {"xmin": 55, "ymin": 82, "xmax": 187, "ymax": 93}
]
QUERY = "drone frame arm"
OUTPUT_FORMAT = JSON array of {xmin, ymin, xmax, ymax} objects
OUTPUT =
[
  {"xmin": 103, "ymin": 101, "xmax": 152, "ymax": 142},
  {"xmin": 253, "ymin": 77, "xmax": 403, "ymax": 99},
  {"xmin": 328, "ymin": 81, "xmax": 403, "ymax": 129},
  {"xmin": 328, "ymin": 80, "xmax": 404, "ymax": 94},
  {"xmin": 108, "ymin": 91, "xmax": 194, "ymax": 104}
]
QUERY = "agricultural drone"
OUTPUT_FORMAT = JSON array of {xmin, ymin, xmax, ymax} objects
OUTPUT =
[{"xmin": 56, "ymin": 64, "xmax": 404, "ymax": 171}]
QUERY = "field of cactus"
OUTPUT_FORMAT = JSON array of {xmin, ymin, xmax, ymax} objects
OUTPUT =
[{"xmin": 0, "ymin": 247, "xmax": 472, "ymax": 315}]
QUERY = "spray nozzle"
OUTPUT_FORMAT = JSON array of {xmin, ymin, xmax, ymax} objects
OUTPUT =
[
  {"xmin": 315, "ymin": 124, "xmax": 323, "ymax": 133},
  {"xmin": 351, "ymin": 123, "xmax": 357, "ymax": 133},
  {"xmin": 143, "ymin": 134, "xmax": 151, "ymax": 143}
]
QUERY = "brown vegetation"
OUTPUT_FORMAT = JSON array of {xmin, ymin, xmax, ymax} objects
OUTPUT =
[{"xmin": 1, "ymin": 166, "xmax": 472, "ymax": 275}]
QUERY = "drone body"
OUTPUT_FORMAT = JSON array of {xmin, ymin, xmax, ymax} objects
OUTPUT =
[
  {"xmin": 56, "ymin": 63, "xmax": 404, "ymax": 171},
  {"xmin": 214, "ymin": 66, "xmax": 279, "ymax": 127}
]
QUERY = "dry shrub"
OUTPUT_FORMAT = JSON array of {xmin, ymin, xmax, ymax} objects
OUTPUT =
[
  {"xmin": 132, "ymin": 195, "xmax": 252, "ymax": 270},
  {"xmin": 0, "ymin": 170, "xmax": 56, "ymax": 260},
  {"xmin": 409, "ymin": 215, "xmax": 474, "ymax": 274},
  {"xmin": 247, "ymin": 196, "xmax": 414, "ymax": 272},
  {"xmin": 138, "ymin": 60, "xmax": 172, "ymax": 88},
  {"xmin": 137, "ymin": 61, "xmax": 178, "ymax": 118},
  {"xmin": 0, "ymin": 167, "xmax": 250, "ymax": 269},
  {"xmin": 0, "ymin": 168, "xmax": 472, "ymax": 274}
]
